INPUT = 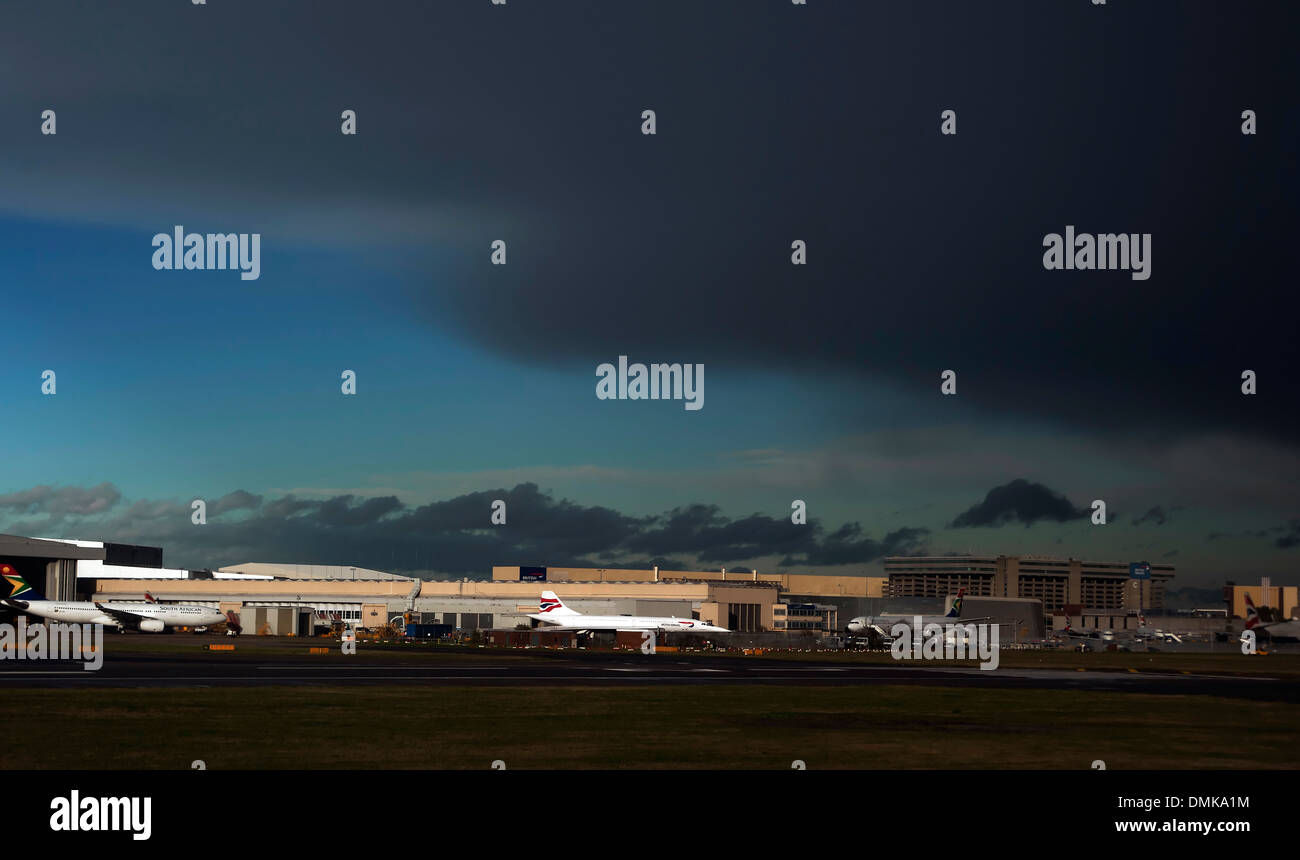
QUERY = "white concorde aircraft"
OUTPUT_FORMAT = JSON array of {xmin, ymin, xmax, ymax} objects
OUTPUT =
[{"xmin": 528, "ymin": 591, "xmax": 729, "ymax": 634}]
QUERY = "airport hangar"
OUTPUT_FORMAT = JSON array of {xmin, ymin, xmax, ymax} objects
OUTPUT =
[
  {"xmin": 86, "ymin": 557, "xmax": 1151, "ymax": 639},
  {"xmin": 4, "ymin": 535, "xmax": 874, "ymax": 635},
  {"xmin": 90, "ymin": 564, "xmax": 872, "ymax": 636},
  {"xmin": 0, "ymin": 534, "xmax": 107, "ymax": 601},
  {"xmin": 5, "ymin": 533, "xmax": 1236, "ymax": 638}
]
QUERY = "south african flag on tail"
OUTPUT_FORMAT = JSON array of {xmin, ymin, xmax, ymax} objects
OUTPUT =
[
  {"xmin": 1, "ymin": 564, "xmax": 43, "ymax": 600},
  {"xmin": 945, "ymin": 588, "xmax": 967, "ymax": 618}
]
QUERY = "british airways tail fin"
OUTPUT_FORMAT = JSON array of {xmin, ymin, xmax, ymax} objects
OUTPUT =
[{"xmin": 538, "ymin": 591, "xmax": 580, "ymax": 617}]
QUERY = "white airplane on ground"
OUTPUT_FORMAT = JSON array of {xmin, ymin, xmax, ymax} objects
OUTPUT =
[
  {"xmin": 1242, "ymin": 593, "xmax": 1300, "ymax": 643},
  {"xmin": 1131, "ymin": 620, "xmax": 1182, "ymax": 644},
  {"xmin": 1054, "ymin": 616, "xmax": 1123, "ymax": 650},
  {"xmin": 845, "ymin": 588, "xmax": 991, "ymax": 639},
  {"xmin": 1, "ymin": 570, "xmax": 226, "ymax": 633},
  {"xmin": 528, "ymin": 591, "xmax": 729, "ymax": 634}
]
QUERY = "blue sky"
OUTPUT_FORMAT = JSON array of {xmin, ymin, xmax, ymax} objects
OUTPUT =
[{"xmin": 0, "ymin": 1, "xmax": 1296, "ymax": 592}]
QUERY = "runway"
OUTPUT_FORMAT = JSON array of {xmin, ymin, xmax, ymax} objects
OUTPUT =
[{"xmin": 1, "ymin": 648, "xmax": 1295, "ymax": 700}]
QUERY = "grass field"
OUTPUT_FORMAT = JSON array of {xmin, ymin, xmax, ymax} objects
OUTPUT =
[{"xmin": 2, "ymin": 684, "xmax": 1294, "ymax": 770}]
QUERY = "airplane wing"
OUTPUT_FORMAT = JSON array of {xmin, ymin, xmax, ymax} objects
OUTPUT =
[{"xmin": 93, "ymin": 602, "xmax": 153, "ymax": 629}]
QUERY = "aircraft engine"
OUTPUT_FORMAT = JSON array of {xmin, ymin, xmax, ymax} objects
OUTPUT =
[{"xmin": 138, "ymin": 618, "xmax": 166, "ymax": 633}]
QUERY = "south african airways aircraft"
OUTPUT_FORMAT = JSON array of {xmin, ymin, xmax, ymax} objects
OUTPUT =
[
  {"xmin": 1, "ymin": 568, "xmax": 227, "ymax": 633},
  {"xmin": 845, "ymin": 588, "xmax": 990, "ymax": 638},
  {"xmin": 528, "ymin": 591, "xmax": 729, "ymax": 634}
]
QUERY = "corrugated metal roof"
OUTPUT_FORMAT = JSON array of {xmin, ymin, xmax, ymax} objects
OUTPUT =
[{"xmin": 0, "ymin": 534, "xmax": 106, "ymax": 560}]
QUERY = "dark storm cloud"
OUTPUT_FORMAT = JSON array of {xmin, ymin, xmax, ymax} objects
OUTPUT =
[
  {"xmin": 782, "ymin": 524, "xmax": 930, "ymax": 567},
  {"xmin": 0, "ymin": 482, "xmax": 906, "ymax": 575},
  {"xmin": 1132, "ymin": 506, "xmax": 1168, "ymax": 527},
  {"xmin": 210, "ymin": 490, "xmax": 263, "ymax": 517},
  {"xmin": 623, "ymin": 504, "xmax": 810, "ymax": 562},
  {"xmin": 0, "ymin": 483, "xmax": 122, "ymax": 518},
  {"xmin": 950, "ymin": 479, "xmax": 1089, "ymax": 528},
  {"xmin": 606, "ymin": 502, "xmax": 926, "ymax": 567},
  {"xmin": 262, "ymin": 496, "xmax": 319, "ymax": 520},
  {"xmin": 1275, "ymin": 520, "xmax": 1300, "ymax": 549},
  {"xmin": 619, "ymin": 504, "xmax": 927, "ymax": 567},
  {"xmin": 1206, "ymin": 525, "xmax": 1278, "ymax": 542},
  {"xmin": 313, "ymin": 495, "xmax": 404, "ymax": 528},
  {"xmin": 1, "ymin": 2, "xmax": 1296, "ymax": 441}
]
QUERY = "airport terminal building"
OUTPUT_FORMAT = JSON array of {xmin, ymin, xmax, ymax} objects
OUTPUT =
[
  {"xmin": 884, "ymin": 555, "xmax": 1175, "ymax": 616},
  {"xmin": 1, "ymin": 532, "xmax": 1196, "ymax": 638},
  {"xmin": 89, "ymin": 566, "xmax": 803, "ymax": 635},
  {"xmin": 70, "ymin": 559, "xmax": 878, "ymax": 635}
]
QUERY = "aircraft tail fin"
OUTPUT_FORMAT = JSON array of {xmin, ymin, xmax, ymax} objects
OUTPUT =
[
  {"xmin": 945, "ymin": 588, "xmax": 967, "ymax": 618},
  {"xmin": 1245, "ymin": 593, "xmax": 1260, "ymax": 629},
  {"xmin": 538, "ymin": 591, "xmax": 580, "ymax": 617},
  {"xmin": 1, "ymin": 565, "xmax": 44, "ymax": 601}
]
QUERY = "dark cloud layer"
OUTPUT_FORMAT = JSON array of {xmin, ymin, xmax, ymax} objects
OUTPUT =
[
  {"xmin": 0, "ymin": 482, "xmax": 920, "ymax": 576},
  {"xmin": 950, "ymin": 479, "xmax": 1089, "ymax": 528},
  {"xmin": 1, "ymin": 2, "xmax": 1297, "ymax": 442},
  {"xmin": 1275, "ymin": 520, "xmax": 1300, "ymax": 550},
  {"xmin": 622, "ymin": 504, "xmax": 928, "ymax": 567},
  {"xmin": 0, "ymin": 483, "xmax": 122, "ymax": 519},
  {"xmin": 1206, "ymin": 522, "xmax": 1297, "ymax": 547},
  {"xmin": 1132, "ymin": 506, "xmax": 1169, "ymax": 527}
]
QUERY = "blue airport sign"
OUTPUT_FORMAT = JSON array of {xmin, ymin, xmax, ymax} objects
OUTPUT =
[{"xmin": 1129, "ymin": 561, "xmax": 1151, "ymax": 580}]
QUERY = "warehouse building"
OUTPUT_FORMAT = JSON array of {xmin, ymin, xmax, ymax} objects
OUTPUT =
[
  {"xmin": 0, "ymin": 533, "xmax": 105, "ymax": 601},
  {"xmin": 42, "ymin": 539, "xmax": 275, "ymax": 588},
  {"xmin": 884, "ymin": 555, "xmax": 1174, "ymax": 616},
  {"xmin": 83, "ymin": 563, "xmax": 882, "ymax": 634},
  {"xmin": 90, "ymin": 571, "xmax": 783, "ymax": 633},
  {"xmin": 19, "ymin": 532, "xmax": 1188, "ymax": 638},
  {"xmin": 1225, "ymin": 580, "xmax": 1298, "ymax": 621},
  {"xmin": 495, "ymin": 565, "xmax": 881, "ymax": 631}
]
